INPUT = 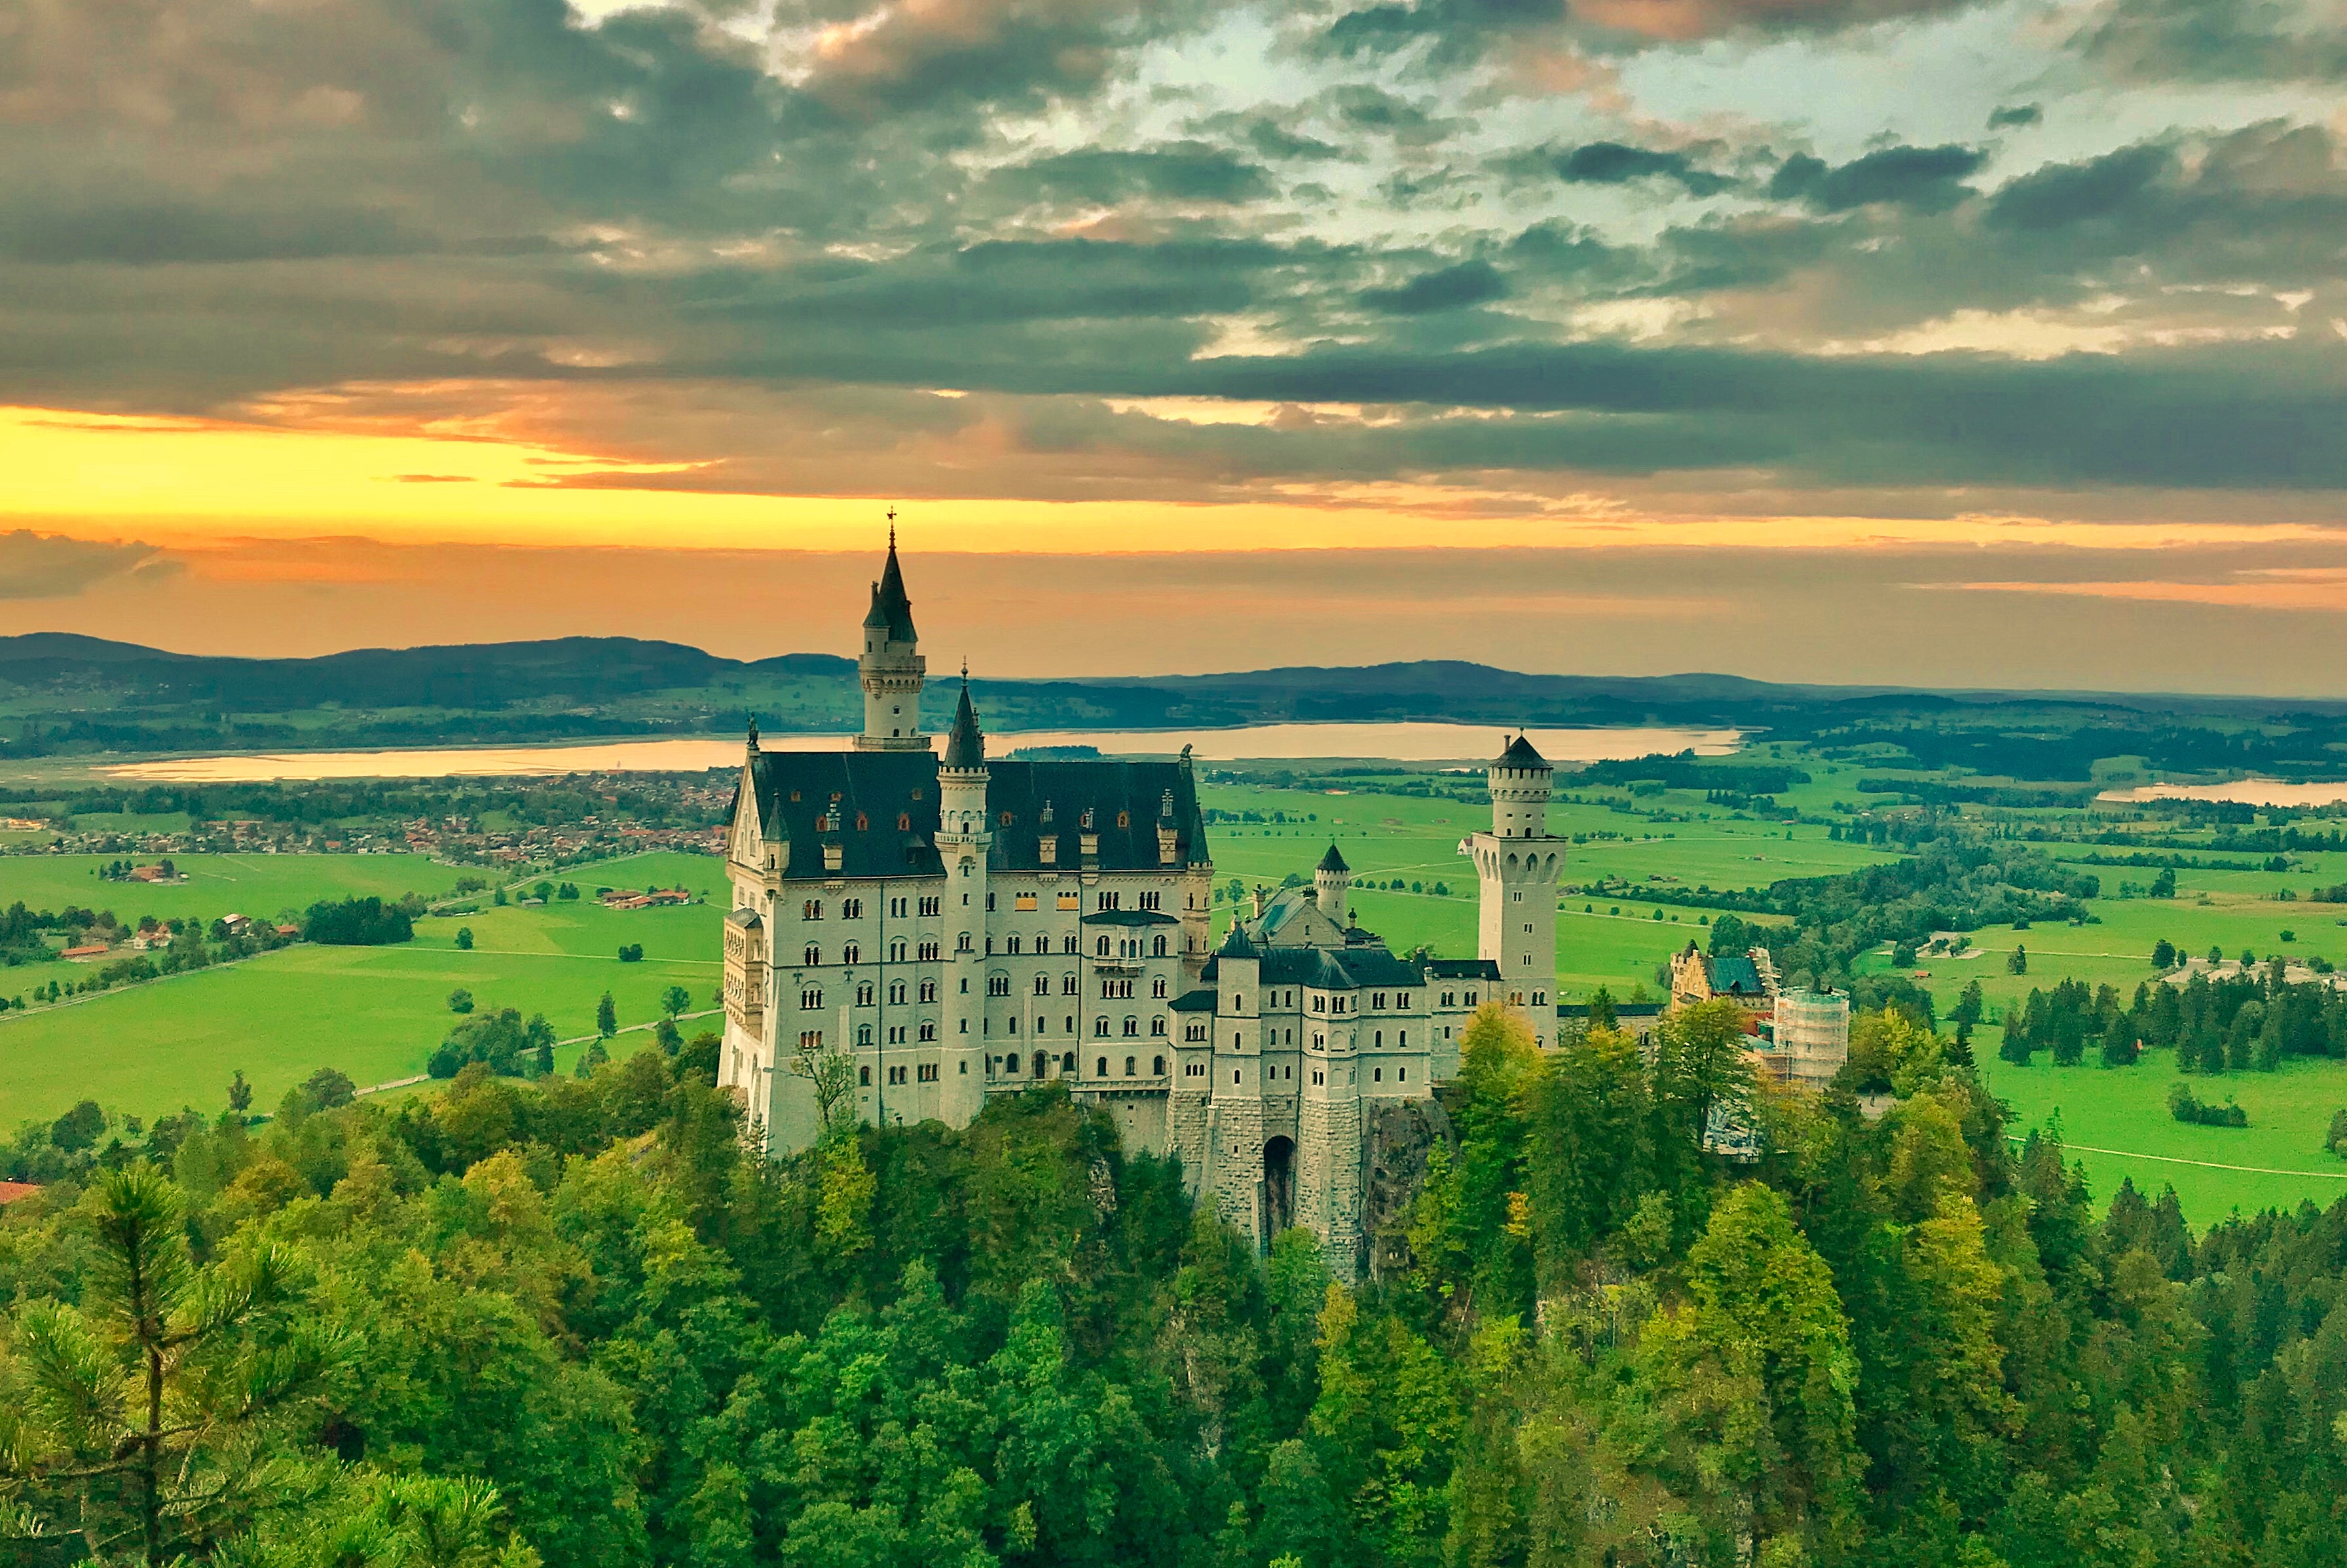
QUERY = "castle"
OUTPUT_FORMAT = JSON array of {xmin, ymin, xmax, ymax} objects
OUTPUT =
[{"xmin": 718, "ymin": 539, "xmax": 1568, "ymax": 1267}]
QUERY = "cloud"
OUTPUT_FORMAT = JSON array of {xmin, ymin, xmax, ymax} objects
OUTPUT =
[
  {"xmin": 2080, "ymin": 0, "xmax": 2347, "ymax": 84},
  {"xmin": 1320, "ymin": 0, "xmax": 1988, "ymax": 53},
  {"xmin": 1986, "ymin": 103, "xmax": 2041, "ymax": 130},
  {"xmin": 988, "ymin": 144, "xmax": 1277, "ymax": 207},
  {"xmin": 1362, "ymin": 260, "xmax": 1509, "ymax": 314},
  {"xmin": 0, "ymin": 532, "xmax": 172, "ymax": 600},
  {"xmin": 1556, "ymin": 141, "xmax": 1737, "ymax": 196},
  {"xmin": 1768, "ymin": 144, "xmax": 1985, "ymax": 211}
]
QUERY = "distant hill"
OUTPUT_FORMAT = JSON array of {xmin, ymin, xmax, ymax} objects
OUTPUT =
[{"xmin": 9, "ymin": 632, "xmax": 2347, "ymax": 769}]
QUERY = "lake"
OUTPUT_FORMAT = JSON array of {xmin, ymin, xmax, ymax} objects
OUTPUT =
[
  {"xmin": 102, "ymin": 723, "xmax": 1742, "ymax": 782},
  {"xmin": 2098, "ymin": 779, "xmax": 2347, "ymax": 807}
]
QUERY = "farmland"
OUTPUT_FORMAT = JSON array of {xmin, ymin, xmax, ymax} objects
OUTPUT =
[{"xmin": 14, "ymin": 752, "xmax": 2347, "ymax": 1222}]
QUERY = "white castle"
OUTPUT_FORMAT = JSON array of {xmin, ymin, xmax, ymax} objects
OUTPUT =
[{"xmin": 718, "ymin": 539, "xmax": 1566, "ymax": 1267}]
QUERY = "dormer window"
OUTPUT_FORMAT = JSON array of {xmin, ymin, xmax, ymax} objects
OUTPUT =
[
  {"xmin": 854, "ymin": 813, "xmax": 868, "ymax": 831},
  {"xmin": 897, "ymin": 812, "xmax": 912, "ymax": 831},
  {"xmin": 1116, "ymin": 811, "xmax": 1130, "ymax": 828}
]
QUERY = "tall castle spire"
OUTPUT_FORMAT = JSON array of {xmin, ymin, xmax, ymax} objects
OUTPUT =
[{"xmin": 855, "ymin": 522, "xmax": 928, "ymax": 751}]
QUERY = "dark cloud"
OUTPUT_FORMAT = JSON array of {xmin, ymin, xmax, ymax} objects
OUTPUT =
[
  {"xmin": 988, "ymin": 144, "xmax": 1276, "ymax": 207},
  {"xmin": 1987, "ymin": 103, "xmax": 2041, "ymax": 130},
  {"xmin": 2081, "ymin": 0, "xmax": 2347, "ymax": 84},
  {"xmin": 1768, "ymin": 145, "xmax": 1984, "ymax": 212},
  {"xmin": 1557, "ymin": 141, "xmax": 1736, "ymax": 196},
  {"xmin": 1320, "ymin": 0, "xmax": 1986, "ymax": 56},
  {"xmin": 1362, "ymin": 260, "xmax": 1509, "ymax": 314},
  {"xmin": 0, "ymin": 532, "xmax": 170, "ymax": 600}
]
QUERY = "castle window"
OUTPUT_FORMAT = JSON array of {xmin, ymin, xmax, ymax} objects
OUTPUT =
[
  {"xmin": 1152, "ymin": 977, "xmax": 1167, "ymax": 999},
  {"xmin": 1098, "ymin": 1057, "xmax": 1109, "ymax": 1076},
  {"xmin": 860, "ymin": 1065, "xmax": 871, "ymax": 1085},
  {"xmin": 986, "ymin": 894, "xmax": 995, "ymax": 913},
  {"xmin": 890, "ymin": 939, "xmax": 907, "ymax": 962},
  {"xmin": 1373, "ymin": 993, "xmax": 1385, "ymax": 1010},
  {"xmin": 1399, "ymin": 1067, "xmax": 1408, "ymax": 1082},
  {"xmin": 1096, "ymin": 936, "xmax": 1111, "ymax": 957},
  {"xmin": 803, "ymin": 900, "xmax": 822, "ymax": 920},
  {"xmin": 918, "ymin": 1063, "xmax": 938, "ymax": 1082},
  {"xmin": 855, "ymin": 814, "xmax": 868, "ymax": 831},
  {"xmin": 843, "ymin": 943, "xmax": 860, "ymax": 964},
  {"xmin": 790, "ymin": 790, "xmax": 802, "ymax": 802},
  {"xmin": 843, "ymin": 899, "xmax": 862, "ymax": 919},
  {"xmin": 1312, "ymin": 995, "xmax": 1325, "ymax": 1013},
  {"xmin": 1096, "ymin": 1017, "xmax": 1110, "ymax": 1037},
  {"xmin": 1124, "ymin": 1055, "xmax": 1136, "ymax": 1075},
  {"xmin": 857, "ymin": 1023, "xmax": 872, "ymax": 1046},
  {"xmin": 805, "ymin": 944, "xmax": 821, "ymax": 966},
  {"xmin": 1058, "ymin": 894, "xmax": 1081, "ymax": 913},
  {"xmin": 891, "ymin": 897, "xmax": 908, "ymax": 918},
  {"xmin": 1152, "ymin": 935, "xmax": 1168, "ymax": 957},
  {"xmin": 1062, "ymin": 973, "xmax": 1079, "ymax": 995},
  {"xmin": 1123, "ymin": 1017, "xmax": 1139, "ymax": 1037},
  {"xmin": 1531, "ymin": 991, "xmax": 1545, "ymax": 1007},
  {"xmin": 1151, "ymin": 1017, "xmax": 1166, "ymax": 1036},
  {"xmin": 889, "ymin": 1025, "xmax": 907, "ymax": 1044},
  {"xmin": 918, "ymin": 1021, "xmax": 936, "ymax": 1042},
  {"xmin": 1375, "ymin": 1030, "xmax": 1382, "ymax": 1047},
  {"xmin": 988, "ymin": 975, "xmax": 1010, "ymax": 996},
  {"xmin": 898, "ymin": 812, "xmax": 912, "ymax": 831},
  {"xmin": 919, "ymin": 979, "xmax": 938, "ymax": 1003},
  {"xmin": 889, "ymin": 1065, "xmax": 906, "ymax": 1085},
  {"xmin": 1373, "ymin": 1067, "xmax": 1382, "ymax": 1082},
  {"xmin": 800, "ymin": 988, "xmax": 822, "ymax": 1010},
  {"xmin": 1097, "ymin": 891, "xmax": 1119, "ymax": 911},
  {"xmin": 1061, "ymin": 1053, "xmax": 1077, "ymax": 1072},
  {"xmin": 919, "ymin": 896, "xmax": 941, "ymax": 917},
  {"xmin": 918, "ymin": 940, "xmax": 940, "ymax": 961},
  {"xmin": 889, "ymin": 980, "xmax": 906, "ymax": 1004},
  {"xmin": 1441, "ymin": 991, "xmax": 1455, "ymax": 1008},
  {"xmin": 1034, "ymin": 973, "xmax": 1050, "ymax": 995},
  {"xmin": 1152, "ymin": 1055, "xmax": 1164, "ymax": 1075},
  {"xmin": 1139, "ymin": 890, "xmax": 1160, "ymax": 911},
  {"xmin": 957, "ymin": 932, "xmax": 973, "ymax": 953},
  {"xmin": 1399, "ymin": 1030, "xmax": 1407, "ymax": 1046},
  {"xmin": 1007, "ymin": 935, "xmax": 1022, "ymax": 955},
  {"xmin": 1001, "ymin": 811, "xmax": 1014, "ymax": 826},
  {"xmin": 1233, "ymin": 1069, "xmax": 1240, "ymax": 1084},
  {"xmin": 1465, "ymin": 991, "xmax": 1477, "ymax": 1006},
  {"xmin": 1117, "ymin": 811, "xmax": 1130, "ymax": 828}
]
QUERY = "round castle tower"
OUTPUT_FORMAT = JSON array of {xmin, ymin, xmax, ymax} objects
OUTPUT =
[
  {"xmin": 1314, "ymin": 842, "xmax": 1350, "ymax": 922},
  {"xmin": 1460, "ymin": 733, "xmax": 1564, "ymax": 1041},
  {"xmin": 934, "ymin": 676, "xmax": 991, "ymax": 1124},
  {"xmin": 856, "ymin": 528, "xmax": 928, "ymax": 750}
]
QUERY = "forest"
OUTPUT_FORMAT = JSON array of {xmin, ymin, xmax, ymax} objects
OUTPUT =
[{"xmin": 3, "ymin": 1002, "xmax": 2346, "ymax": 1568}]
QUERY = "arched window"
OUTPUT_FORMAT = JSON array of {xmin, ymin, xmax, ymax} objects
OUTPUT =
[
  {"xmin": 1096, "ymin": 935, "xmax": 1111, "ymax": 957},
  {"xmin": 897, "ymin": 812, "xmax": 912, "ymax": 831},
  {"xmin": 859, "ymin": 1065, "xmax": 871, "ymax": 1085},
  {"xmin": 1006, "ymin": 934, "xmax": 1022, "ymax": 955},
  {"xmin": 1000, "ymin": 811, "xmax": 1014, "ymax": 826},
  {"xmin": 1095, "ymin": 1017, "xmax": 1110, "ymax": 1037},
  {"xmin": 1117, "ymin": 811, "xmax": 1130, "ymax": 828},
  {"xmin": 1062, "ymin": 972, "xmax": 1079, "ymax": 995},
  {"xmin": 1152, "ymin": 934, "xmax": 1168, "ymax": 957},
  {"xmin": 1123, "ymin": 1017, "xmax": 1139, "ymax": 1037},
  {"xmin": 1124, "ymin": 1055, "xmax": 1136, "ymax": 1076},
  {"xmin": 1061, "ymin": 1052, "xmax": 1077, "ymax": 1072},
  {"xmin": 854, "ymin": 812, "xmax": 868, "ymax": 831},
  {"xmin": 804, "ymin": 944, "xmax": 821, "ymax": 966},
  {"xmin": 1097, "ymin": 1057, "xmax": 1109, "ymax": 1077},
  {"xmin": 842, "ymin": 943, "xmax": 859, "ymax": 964},
  {"xmin": 1063, "ymin": 934, "xmax": 1079, "ymax": 955},
  {"xmin": 1033, "ymin": 973, "xmax": 1050, "ymax": 995},
  {"xmin": 1152, "ymin": 1055, "xmax": 1164, "ymax": 1076},
  {"xmin": 1032, "ymin": 1053, "xmax": 1046, "ymax": 1078},
  {"xmin": 1151, "ymin": 1017, "xmax": 1167, "ymax": 1036},
  {"xmin": 803, "ymin": 900, "xmax": 822, "ymax": 920}
]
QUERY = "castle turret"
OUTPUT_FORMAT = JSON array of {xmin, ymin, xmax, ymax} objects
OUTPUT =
[
  {"xmin": 1315, "ymin": 843, "xmax": 1350, "ymax": 922},
  {"xmin": 935, "ymin": 677, "xmax": 991, "ymax": 1123},
  {"xmin": 856, "ymin": 529, "xmax": 928, "ymax": 750},
  {"xmin": 1460, "ymin": 733, "xmax": 1564, "ymax": 1044}
]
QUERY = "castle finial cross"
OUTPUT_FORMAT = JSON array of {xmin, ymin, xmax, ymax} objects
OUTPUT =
[{"xmin": 886, "ymin": 505, "xmax": 896, "ymax": 549}]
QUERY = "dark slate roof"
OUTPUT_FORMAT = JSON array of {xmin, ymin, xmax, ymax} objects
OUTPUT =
[
  {"xmin": 863, "ymin": 539, "xmax": 917, "ymax": 640},
  {"xmin": 1170, "ymin": 988, "xmax": 1217, "ymax": 1013},
  {"xmin": 735, "ymin": 748, "xmax": 1207, "ymax": 880},
  {"xmin": 1498, "ymin": 733, "xmax": 1551, "ymax": 769},
  {"xmin": 1317, "ymin": 843, "xmax": 1349, "ymax": 873},
  {"xmin": 943, "ymin": 684, "xmax": 985, "ymax": 771},
  {"xmin": 1201, "ymin": 943, "xmax": 1429, "ymax": 992},
  {"xmin": 1082, "ymin": 909, "xmax": 1179, "ymax": 926},
  {"xmin": 1557, "ymin": 1001, "xmax": 1665, "ymax": 1019},
  {"xmin": 1217, "ymin": 922, "xmax": 1260, "ymax": 960},
  {"xmin": 1422, "ymin": 957, "xmax": 1502, "ymax": 980},
  {"xmin": 1709, "ymin": 952, "xmax": 1766, "ymax": 996}
]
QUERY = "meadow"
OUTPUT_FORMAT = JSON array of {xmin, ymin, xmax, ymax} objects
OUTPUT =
[
  {"xmin": 0, "ymin": 850, "xmax": 723, "ymax": 1124},
  {"xmin": 15, "ymin": 763, "xmax": 2347, "ymax": 1224}
]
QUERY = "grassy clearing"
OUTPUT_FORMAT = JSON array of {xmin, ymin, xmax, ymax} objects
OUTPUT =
[
  {"xmin": 0, "ymin": 850, "xmax": 724, "ymax": 1125},
  {"xmin": 1978, "ymin": 1038, "xmax": 2347, "ymax": 1222},
  {"xmin": 0, "ymin": 852, "xmax": 483, "ymax": 925}
]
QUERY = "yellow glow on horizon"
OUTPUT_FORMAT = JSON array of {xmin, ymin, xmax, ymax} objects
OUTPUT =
[{"xmin": 5, "ymin": 403, "xmax": 2338, "ymax": 556}]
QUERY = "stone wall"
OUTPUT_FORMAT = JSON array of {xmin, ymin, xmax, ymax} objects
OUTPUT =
[{"xmin": 1363, "ymin": 1097, "xmax": 1455, "ymax": 1284}]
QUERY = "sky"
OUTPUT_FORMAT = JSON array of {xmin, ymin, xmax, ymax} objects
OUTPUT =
[{"xmin": 3, "ymin": 0, "xmax": 2346, "ymax": 690}]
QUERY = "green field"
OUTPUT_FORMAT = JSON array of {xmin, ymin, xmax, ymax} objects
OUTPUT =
[
  {"xmin": 0, "ymin": 851, "xmax": 724, "ymax": 1125},
  {"xmin": 1978, "ymin": 1042, "xmax": 2347, "ymax": 1222},
  {"xmin": 16, "ymin": 766, "xmax": 2347, "ymax": 1228}
]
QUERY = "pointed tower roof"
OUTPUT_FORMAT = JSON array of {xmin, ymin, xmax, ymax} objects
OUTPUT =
[
  {"xmin": 1218, "ymin": 921, "xmax": 1259, "ymax": 960},
  {"xmin": 942, "ymin": 678, "xmax": 986, "ymax": 771},
  {"xmin": 862, "ymin": 530, "xmax": 918, "ymax": 641},
  {"xmin": 1498, "ymin": 732, "xmax": 1551, "ymax": 769},
  {"xmin": 1317, "ymin": 843, "xmax": 1350, "ymax": 874}
]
